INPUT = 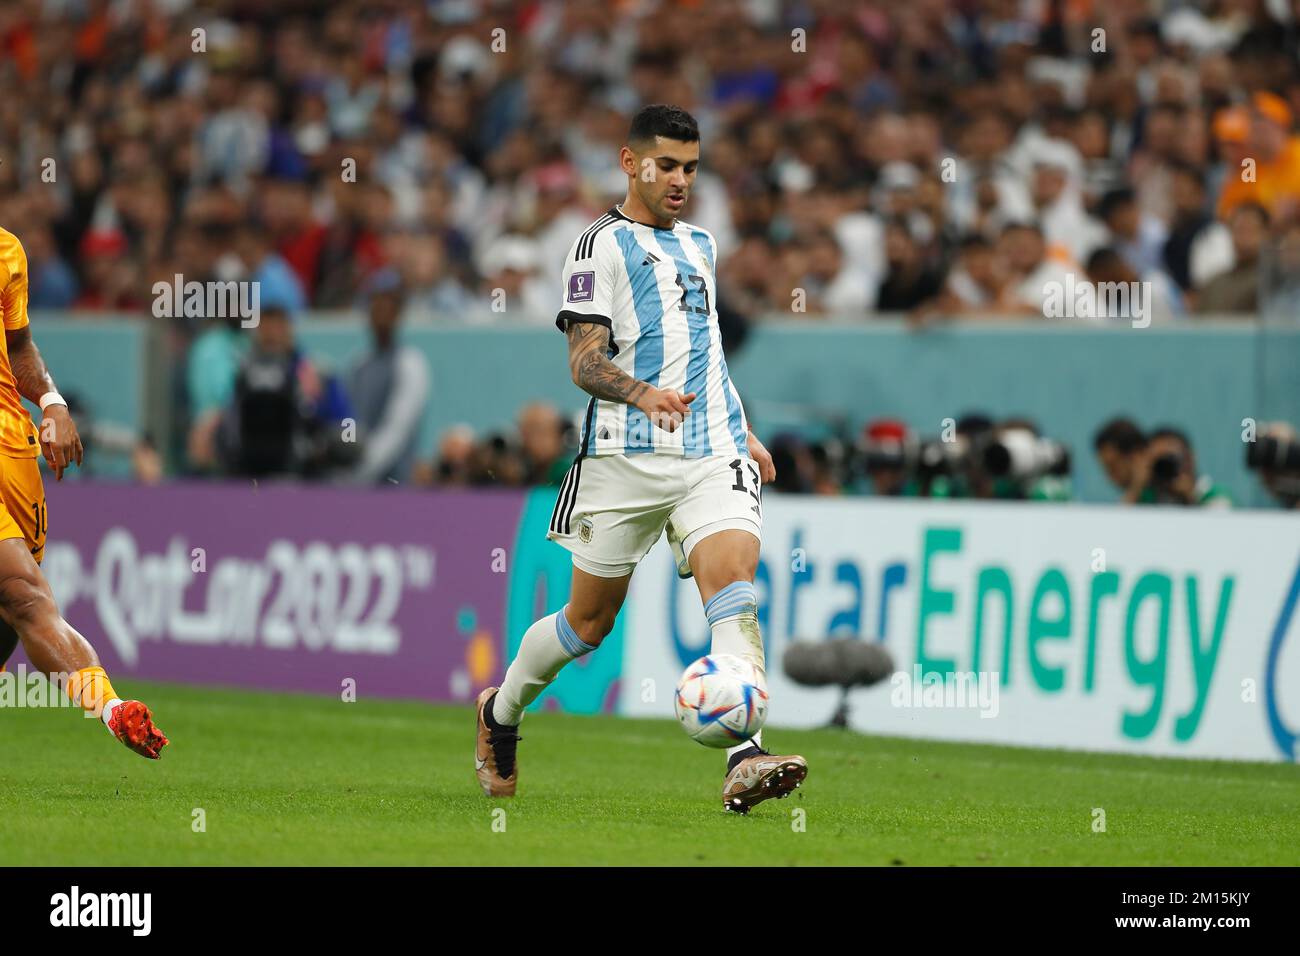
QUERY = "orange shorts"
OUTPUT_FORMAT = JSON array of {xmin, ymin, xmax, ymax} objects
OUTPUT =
[{"xmin": 0, "ymin": 455, "xmax": 45, "ymax": 564}]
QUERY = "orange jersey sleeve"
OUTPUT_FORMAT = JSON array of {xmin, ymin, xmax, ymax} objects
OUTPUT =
[
  {"xmin": 0, "ymin": 230, "xmax": 30, "ymax": 331},
  {"xmin": 0, "ymin": 229, "xmax": 40, "ymax": 458}
]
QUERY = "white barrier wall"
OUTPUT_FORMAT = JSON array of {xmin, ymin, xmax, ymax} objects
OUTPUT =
[{"xmin": 621, "ymin": 497, "xmax": 1300, "ymax": 763}]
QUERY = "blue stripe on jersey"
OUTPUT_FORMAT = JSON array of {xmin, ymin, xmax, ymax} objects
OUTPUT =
[
  {"xmin": 689, "ymin": 229, "xmax": 715, "ymax": 272},
  {"xmin": 718, "ymin": 360, "xmax": 747, "ymax": 454},
  {"xmin": 615, "ymin": 226, "xmax": 664, "ymax": 454},
  {"xmin": 690, "ymin": 229, "xmax": 745, "ymax": 454},
  {"xmin": 654, "ymin": 229, "xmax": 712, "ymax": 457}
]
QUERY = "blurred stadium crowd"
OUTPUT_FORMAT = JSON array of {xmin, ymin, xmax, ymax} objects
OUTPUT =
[{"xmin": 1, "ymin": 0, "xmax": 1299, "ymax": 488}]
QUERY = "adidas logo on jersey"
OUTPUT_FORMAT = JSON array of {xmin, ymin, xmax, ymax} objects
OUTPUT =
[{"xmin": 641, "ymin": 253, "xmax": 660, "ymax": 266}]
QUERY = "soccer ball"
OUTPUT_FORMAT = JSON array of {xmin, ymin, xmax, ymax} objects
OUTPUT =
[{"xmin": 673, "ymin": 654, "xmax": 768, "ymax": 748}]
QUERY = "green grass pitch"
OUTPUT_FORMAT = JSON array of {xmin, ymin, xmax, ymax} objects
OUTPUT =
[{"xmin": 2, "ymin": 680, "xmax": 1297, "ymax": 866}]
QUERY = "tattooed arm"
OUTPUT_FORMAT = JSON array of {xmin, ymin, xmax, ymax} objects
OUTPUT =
[
  {"xmin": 565, "ymin": 320, "xmax": 694, "ymax": 431},
  {"xmin": 566, "ymin": 321, "xmax": 644, "ymax": 404},
  {"xmin": 5, "ymin": 326, "xmax": 83, "ymax": 480},
  {"xmin": 6, "ymin": 327, "xmax": 57, "ymax": 402}
]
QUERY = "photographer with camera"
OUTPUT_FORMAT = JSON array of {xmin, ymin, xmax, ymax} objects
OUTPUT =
[
  {"xmin": 861, "ymin": 419, "xmax": 920, "ymax": 496},
  {"xmin": 1247, "ymin": 422, "xmax": 1300, "ymax": 509},
  {"xmin": 864, "ymin": 414, "xmax": 1071, "ymax": 501},
  {"xmin": 1094, "ymin": 417, "xmax": 1148, "ymax": 502},
  {"xmin": 1100, "ymin": 423, "xmax": 1232, "ymax": 507},
  {"xmin": 977, "ymin": 418, "xmax": 1072, "ymax": 501},
  {"xmin": 915, "ymin": 413, "xmax": 993, "ymax": 499}
]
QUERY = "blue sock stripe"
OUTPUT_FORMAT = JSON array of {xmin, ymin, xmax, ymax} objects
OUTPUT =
[
  {"xmin": 555, "ymin": 612, "xmax": 581, "ymax": 656},
  {"xmin": 556, "ymin": 607, "xmax": 597, "ymax": 658},
  {"xmin": 707, "ymin": 598, "xmax": 759, "ymax": 621},
  {"xmin": 706, "ymin": 581, "xmax": 756, "ymax": 624},
  {"xmin": 707, "ymin": 593, "xmax": 753, "ymax": 615},
  {"xmin": 706, "ymin": 581, "xmax": 755, "ymax": 612},
  {"xmin": 707, "ymin": 599, "xmax": 754, "ymax": 624},
  {"xmin": 708, "ymin": 595, "xmax": 752, "ymax": 615}
]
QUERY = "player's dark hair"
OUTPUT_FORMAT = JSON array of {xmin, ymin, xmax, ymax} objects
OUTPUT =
[
  {"xmin": 1094, "ymin": 417, "xmax": 1146, "ymax": 453},
  {"xmin": 628, "ymin": 104, "xmax": 699, "ymax": 146}
]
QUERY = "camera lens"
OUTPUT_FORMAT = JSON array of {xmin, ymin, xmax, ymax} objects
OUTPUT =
[{"xmin": 1151, "ymin": 453, "xmax": 1181, "ymax": 482}]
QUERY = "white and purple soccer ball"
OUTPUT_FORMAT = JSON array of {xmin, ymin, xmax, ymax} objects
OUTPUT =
[{"xmin": 674, "ymin": 654, "xmax": 768, "ymax": 748}]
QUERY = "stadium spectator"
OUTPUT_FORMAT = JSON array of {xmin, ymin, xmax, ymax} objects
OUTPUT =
[
  {"xmin": 1083, "ymin": 247, "xmax": 1183, "ymax": 323},
  {"xmin": 1098, "ymin": 188, "xmax": 1167, "ymax": 278},
  {"xmin": 25, "ymin": 223, "xmax": 79, "ymax": 308},
  {"xmin": 1025, "ymin": 139, "xmax": 1108, "ymax": 266},
  {"xmin": 186, "ymin": 312, "xmax": 246, "ymax": 473},
  {"xmin": 875, "ymin": 219, "xmax": 944, "ymax": 312},
  {"xmin": 348, "ymin": 270, "xmax": 431, "ymax": 485},
  {"xmin": 1263, "ymin": 219, "xmax": 1300, "ymax": 318},
  {"xmin": 1129, "ymin": 103, "xmax": 1188, "ymax": 227},
  {"xmin": 787, "ymin": 230, "xmax": 871, "ymax": 315},
  {"xmin": 997, "ymin": 221, "xmax": 1073, "ymax": 317},
  {"xmin": 74, "ymin": 229, "xmax": 142, "ymax": 310},
  {"xmin": 1069, "ymin": 108, "xmax": 1126, "ymax": 201},
  {"xmin": 259, "ymin": 178, "xmax": 328, "ymax": 300},
  {"xmin": 1162, "ymin": 161, "xmax": 1234, "ymax": 292},
  {"xmin": 1197, "ymin": 202, "xmax": 1269, "ymax": 313},
  {"xmin": 216, "ymin": 305, "xmax": 355, "ymax": 479},
  {"xmin": 390, "ymin": 230, "xmax": 474, "ymax": 318},
  {"xmin": 915, "ymin": 234, "xmax": 1010, "ymax": 321},
  {"xmin": 229, "ymin": 222, "xmax": 307, "ymax": 315},
  {"xmin": 1214, "ymin": 92, "xmax": 1300, "ymax": 221},
  {"xmin": 477, "ymin": 235, "xmax": 552, "ymax": 322}
]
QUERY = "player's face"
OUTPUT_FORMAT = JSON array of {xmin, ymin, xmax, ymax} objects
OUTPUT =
[{"xmin": 629, "ymin": 137, "xmax": 699, "ymax": 221}]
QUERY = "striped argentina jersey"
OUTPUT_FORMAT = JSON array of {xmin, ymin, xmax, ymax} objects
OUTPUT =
[{"xmin": 555, "ymin": 205, "xmax": 749, "ymax": 458}]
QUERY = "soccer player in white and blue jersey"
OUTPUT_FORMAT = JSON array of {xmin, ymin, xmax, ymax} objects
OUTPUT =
[{"xmin": 475, "ymin": 105, "xmax": 808, "ymax": 813}]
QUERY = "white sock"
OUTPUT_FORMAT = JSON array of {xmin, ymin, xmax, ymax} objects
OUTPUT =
[
  {"xmin": 101, "ymin": 697, "xmax": 123, "ymax": 730},
  {"xmin": 492, "ymin": 606, "xmax": 596, "ymax": 726},
  {"xmin": 705, "ymin": 581, "xmax": 766, "ymax": 762}
]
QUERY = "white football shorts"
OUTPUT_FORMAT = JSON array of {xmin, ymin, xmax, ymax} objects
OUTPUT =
[{"xmin": 546, "ymin": 453, "xmax": 763, "ymax": 578}]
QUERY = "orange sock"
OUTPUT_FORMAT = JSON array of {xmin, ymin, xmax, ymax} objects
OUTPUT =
[{"xmin": 65, "ymin": 666, "xmax": 120, "ymax": 717}]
